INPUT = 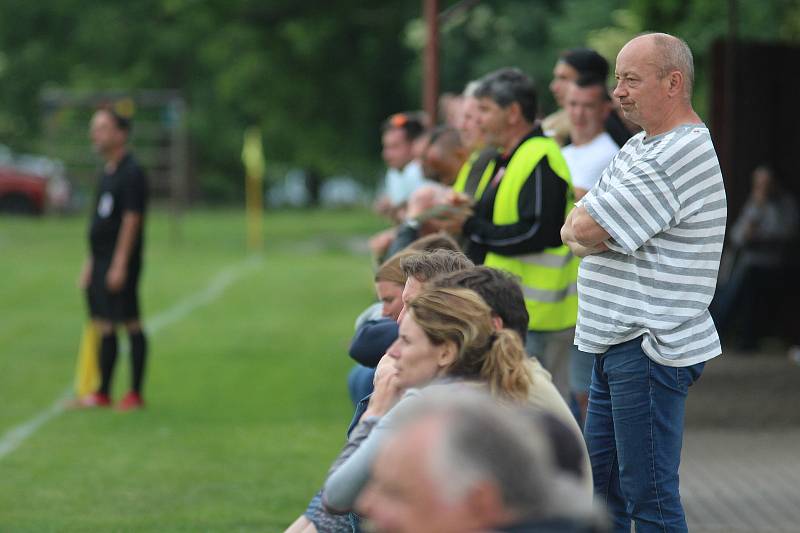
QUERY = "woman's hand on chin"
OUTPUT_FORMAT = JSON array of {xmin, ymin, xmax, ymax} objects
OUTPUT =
[{"xmin": 362, "ymin": 359, "xmax": 402, "ymax": 420}]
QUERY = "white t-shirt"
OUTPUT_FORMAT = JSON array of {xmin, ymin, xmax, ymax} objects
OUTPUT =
[
  {"xmin": 561, "ymin": 132, "xmax": 619, "ymax": 192},
  {"xmin": 384, "ymin": 160, "xmax": 427, "ymax": 206}
]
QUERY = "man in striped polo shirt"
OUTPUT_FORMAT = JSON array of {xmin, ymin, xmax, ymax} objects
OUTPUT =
[{"xmin": 561, "ymin": 33, "xmax": 727, "ymax": 532}]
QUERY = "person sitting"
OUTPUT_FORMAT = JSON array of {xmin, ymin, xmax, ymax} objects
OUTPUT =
[
  {"xmin": 431, "ymin": 266, "xmax": 592, "ymax": 494},
  {"xmin": 322, "ymin": 287, "xmax": 592, "ymax": 514},
  {"xmin": 286, "ymin": 250, "xmax": 473, "ymax": 533},
  {"xmin": 346, "ymin": 250, "xmax": 415, "ymax": 406},
  {"xmin": 711, "ymin": 165, "xmax": 798, "ymax": 350}
]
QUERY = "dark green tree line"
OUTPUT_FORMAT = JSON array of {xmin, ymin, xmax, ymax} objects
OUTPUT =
[{"xmin": 0, "ymin": 0, "xmax": 796, "ymax": 201}]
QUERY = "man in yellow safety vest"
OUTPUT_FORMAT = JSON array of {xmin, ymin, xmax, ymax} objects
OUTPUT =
[{"xmin": 439, "ymin": 67, "xmax": 578, "ymax": 398}]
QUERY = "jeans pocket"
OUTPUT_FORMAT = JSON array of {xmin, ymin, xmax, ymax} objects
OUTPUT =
[{"xmin": 678, "ymin": 361, "xmax": 705, "ymax": 389}]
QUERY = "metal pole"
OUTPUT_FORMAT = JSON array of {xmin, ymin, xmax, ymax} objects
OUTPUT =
[{"xmin": 423, "ymin": 0, "xmax": 439, "ymax": 124}]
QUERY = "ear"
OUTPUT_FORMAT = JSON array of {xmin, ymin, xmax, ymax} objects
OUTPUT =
[
  {"xmin": 437, "ymin": 340, "xmax": 458, "ymax": 369},
  {"xmin": 666, "ymin": 70, "xmax": 684, "ymax": 98},
  {"xmin": 507, "ymin": 101, "xmax": 523, "ymax": 125},
  {"xmin": 491, "ymin": 314, "xmax": 504, "ymax": 332}
]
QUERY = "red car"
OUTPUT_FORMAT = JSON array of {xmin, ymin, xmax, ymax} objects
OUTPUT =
[{"xmin": 0, "ymin": 166, "xmax": 48, "ymax": 214}]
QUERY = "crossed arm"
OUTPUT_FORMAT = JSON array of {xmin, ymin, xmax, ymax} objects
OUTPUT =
[{"xmin": 560, "ymin": 205, "xmax": 610, "ymax": 258}]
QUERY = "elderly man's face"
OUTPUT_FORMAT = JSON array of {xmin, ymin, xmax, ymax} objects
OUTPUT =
[
  {"xmin": 612, "ymin": 38, "xmax": 671, "ymax": 131},
  {"xmin": 356, "ymin": 419, "xmax": 476, "ymax": 533}
]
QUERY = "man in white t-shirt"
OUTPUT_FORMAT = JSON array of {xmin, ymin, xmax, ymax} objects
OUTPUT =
[
  {"xmin": 561, "ymin": 77, "xmax": 619, "ymax": 200},
  {"xmin": 560, "ymin": 76, "xmax": 620, "ymax": 425},
  {"xmin": 375, "ymin": 112, "xmax": 428, "ymax": 221},
  {"xmin": 371, "ymin": 112, "xmax": 430, "ymax": 259}
]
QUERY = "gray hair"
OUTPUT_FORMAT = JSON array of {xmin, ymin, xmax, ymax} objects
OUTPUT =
[
  {"xmin": 462, "ymin": 80, "xmax": 481, "ymax": 98},
  {"xmin": 649, "ymin": 32, "xmax": 695, "ymax": 98},
  {"xmin": 392, "ymin": 388, "xmax": 553, "ymax": 516},
  {"xmin": 473, "ymin": 67, "xmax": 538, "ymax": 122}
]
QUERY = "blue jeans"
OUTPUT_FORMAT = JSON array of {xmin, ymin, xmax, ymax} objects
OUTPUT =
[
  {"xmin": 347, "ymin": 365, "xmax": 375, "ymax": 407},
  {"xmin": 526, "ymin": 328, "xmax": 574, "ymax": 399},
  {"xmin": 584, "ymin": 338, "xmax": 704, "ymax": 532}
]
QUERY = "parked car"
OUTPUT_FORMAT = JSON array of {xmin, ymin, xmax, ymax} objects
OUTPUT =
[
  {"xmin": 0, "ymin": 144, "xmax": 71, "ymax": 215},
  {"xmin": 0, "ymin": 167, "xmax": 48, "ymax": 214}
]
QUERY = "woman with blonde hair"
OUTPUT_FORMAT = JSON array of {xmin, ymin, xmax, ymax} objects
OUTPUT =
[{"xmin": 322, "ymin": 287, "xmax": 532, "ymax": 515}]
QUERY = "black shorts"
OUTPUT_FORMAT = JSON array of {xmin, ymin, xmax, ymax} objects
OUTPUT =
[{"xmin": 86, "ymin": 260, "xmax": 142, "ymax": 322}]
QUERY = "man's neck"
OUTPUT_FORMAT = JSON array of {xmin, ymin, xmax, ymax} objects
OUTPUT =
[
  {"xmin": 643, "ymin": 103, "xmax": 701, "ymax": 138},
  {"xmin": 571, "ymin": 128, "xmax": 604, "ymax": 147},
  {"xmin": 104, "ymin": 146, "xmax": 127, "ymax": 173},
  {"xmin": 501, "ymin": 122, "xmax": 535, "ymax": 154}
]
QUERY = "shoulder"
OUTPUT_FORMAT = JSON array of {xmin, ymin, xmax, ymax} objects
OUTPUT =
[
  {"xmin": 379, "ymin": 388, "xmax": 424, "ymax": 427},
  {"xmin": 119, "ymin": 153, "xmax": 147, "ymax": 180},
  {"xmin": 651, "ymin": 125, "xmax": 714, "ymax": 164},
  {"xmin": 595, "ymin": 132, "xmax": 620, "ymax": 154},
  {"xmin": 403, "ymin": 160, "xmax": 424, "ymax": 180}
]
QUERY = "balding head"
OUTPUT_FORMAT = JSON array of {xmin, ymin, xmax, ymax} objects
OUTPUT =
[
  {"xmin": 614, "ymin": 32, "xmax": 698, "ymax": 135},
  {"xmin": 624, "ymin": 33, "xmax": 694, "ymax": 100},
  {"xmin": 651, "ymin": 33, "xmax": 694, "ymax": 98}
]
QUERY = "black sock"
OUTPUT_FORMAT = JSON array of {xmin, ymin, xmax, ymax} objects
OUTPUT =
[
  {"xmin": 130, "ymin": 330, "xmax": 147, "ymax": 395},
  {"xmin": 98, "ymin": 333, "xmax": 118, "ymax": 396}
]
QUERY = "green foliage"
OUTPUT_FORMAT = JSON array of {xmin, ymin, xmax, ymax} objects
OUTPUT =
[
  {"xmin": 0, "ymin": 0, "xmax": 797, "ymax": 201},
  {"xmin": 0, "ymin": 1, "xmax": 419, "ymax": 200}
]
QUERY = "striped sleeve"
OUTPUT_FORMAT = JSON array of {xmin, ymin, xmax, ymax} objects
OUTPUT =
[{"xmin": 582, "ymin": 161, "xmax": 680, "ymax": 254}]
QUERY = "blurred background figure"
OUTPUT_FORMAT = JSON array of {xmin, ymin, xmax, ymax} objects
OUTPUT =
[
  {"xmin": 562, "ymin": 76, "xmax": 618, "ymax": 200},
  {"xmin": 373, "ymin": 112, "xmax": 429, "ymax": 223},
  {"xmin": 453, "ymin": 80, "xmax": 498, "ymax": 199},
  {"xmin": 544, "ymin": 47, "xmax": 633, "ymax": 148},
  {"xmin": 438, "ymin": 92, "xmax": 463, "ymax": 128},
  {"xmin": 78, "ymin": 106, "xmax": 149, "ymax": 410},
  {"xmin": 712, "ymin": 165, "xmax": 798, "ymax": 351},
  {"xmin": 370, "ymin": 112, "xmax": 431, "ymax": 260},
  {"xmin": 561, "ymin": 75, "xmax": 621, "ymax": 425},
  {"xmin": 420, "ymin": 126, "xmax": 469, "ymax": 188}
]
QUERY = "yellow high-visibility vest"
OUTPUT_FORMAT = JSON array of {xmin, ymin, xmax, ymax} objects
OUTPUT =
[
  {"xmin": 483, "ymin": 136, "xmax": 579, "ymax": 331},
  {"xmin": 454, "ymin": 151, "xmax": 497, "ymax": 200},
  {"xmin": 452, "ymin": 153, "xmax": 474, "ymax": 194}
]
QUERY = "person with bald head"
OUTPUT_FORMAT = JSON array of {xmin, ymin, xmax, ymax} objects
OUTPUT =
[{"xmin": 561, "ymin": 33, "xmax": 727, "ymax": 532}]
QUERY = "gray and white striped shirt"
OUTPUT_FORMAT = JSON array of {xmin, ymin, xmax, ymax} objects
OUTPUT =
[{"xmin": 576, "ymin": 124, "xmax": 727, "ymax": 367}]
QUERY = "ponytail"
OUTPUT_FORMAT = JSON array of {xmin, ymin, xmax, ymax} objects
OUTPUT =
[
  {"xmin": 479, "ymin": 329, "xmax": 531, "ymax": 402},
  {"xmin": 408, "ymin": 287, "xmax": 532, "ymax": 402}
]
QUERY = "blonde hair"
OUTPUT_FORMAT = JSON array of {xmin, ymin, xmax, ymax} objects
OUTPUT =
[
  {"xmin": 375, "ymin": 249, "xmax": 415, "ymax": 285},
  {"xmin": 408, "ymin": 287, "xmax": 531, "ymax": 402}
]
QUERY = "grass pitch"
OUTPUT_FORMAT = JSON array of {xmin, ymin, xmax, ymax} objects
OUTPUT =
[{"xmin": 0, "ymin": 208, "xmax": 385, "ymax": 531}]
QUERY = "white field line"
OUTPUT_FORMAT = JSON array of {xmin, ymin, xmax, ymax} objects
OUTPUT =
[{"xmin": 0, "ymin": 255, "xmax": 262, "ymax": 461}]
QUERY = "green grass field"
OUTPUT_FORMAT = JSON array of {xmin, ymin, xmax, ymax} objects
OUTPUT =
[{"xmin": 0, "ymin": 208, "xmax": 386, "ymax": 531}]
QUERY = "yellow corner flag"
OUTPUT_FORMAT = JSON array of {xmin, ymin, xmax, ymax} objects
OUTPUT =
[
  {"xmin": 74, "ymin": 322, "xmax": 100, "ymax": 397},
  {"xmin": 242, "ymin": 126, "xmax": 265, "ymax": 252}
]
